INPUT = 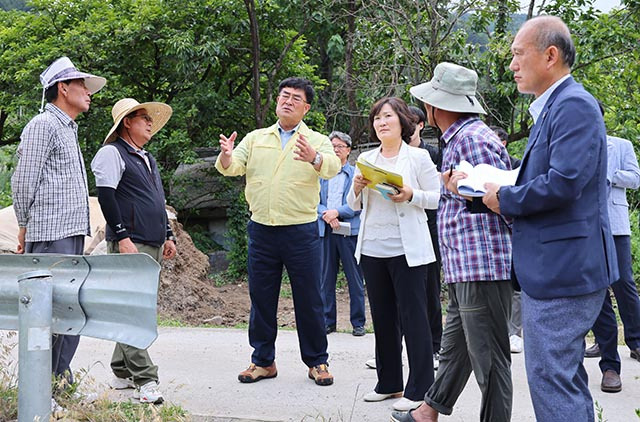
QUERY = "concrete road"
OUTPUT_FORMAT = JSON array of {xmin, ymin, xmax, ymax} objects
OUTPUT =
[{"xmin": 67, "ymin": 327, "xmax": 639, "ymax": 421}]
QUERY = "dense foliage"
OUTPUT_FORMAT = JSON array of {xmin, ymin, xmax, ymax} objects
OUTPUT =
[{"xmin": 0, "ymin": 0, "xmax": 638, "ymax": 274}]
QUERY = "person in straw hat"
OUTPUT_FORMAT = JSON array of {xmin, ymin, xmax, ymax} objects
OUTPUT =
[
  {"xmin": 391, "ymin": 62, "xmax": 514, "ymax": 422},
  {"xmin": 11, "ymin": 56, "xmax": 106, "ymax": 388},
  {"xmin": 90, "ymin": 98, "xmax": 175, "ymax": 404}
]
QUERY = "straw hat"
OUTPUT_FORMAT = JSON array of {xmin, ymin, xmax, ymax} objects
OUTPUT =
[
  {"xmin": 410, "ymin": 62, "xmax": 486, "ymax": 115},
  {"xmin": 104, "ymin": 98, "xmax": 172, "ymax": 144}
]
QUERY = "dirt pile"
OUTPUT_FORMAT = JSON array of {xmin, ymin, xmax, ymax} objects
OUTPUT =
[{"xmin": 158, "ymin": 215, "xmax": 229, "ymax": 325}]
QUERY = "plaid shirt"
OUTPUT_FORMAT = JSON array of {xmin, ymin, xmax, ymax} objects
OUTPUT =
[
  {"xmin": 11, "ymin": 103, "xmax": 90, "ymax": 242},
  {"xmin": 438, "ymin": 116, "xmax": 512, "ymax": 283}
]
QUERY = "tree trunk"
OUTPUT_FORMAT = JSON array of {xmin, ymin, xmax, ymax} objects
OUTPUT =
[
  {"xmin": 244, "ymin": 0, "xmax": 263, "ymax": 128},
  {"xmin": 345, "ymin": 0, "xmax": 362, "ymax": 144}
]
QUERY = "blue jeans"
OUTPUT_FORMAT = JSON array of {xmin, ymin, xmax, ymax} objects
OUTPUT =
[
  {"xmin": 320, "ymin": 232, "xmax": 365, "ymax": 329},
  {"xmin": 247, "ymin": 221, "xmax": 328, "ymax": 368}
]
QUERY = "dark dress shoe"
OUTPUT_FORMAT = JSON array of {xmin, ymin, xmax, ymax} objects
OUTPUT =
[
  {"xmin": 584, "ymin": 343, "xmax": 600, "ymax": 358},
  {"xmin": 600, "ymin": 369, "xmax": 622, "ymax": 393},
  {"xmin": 630, "ymin": 348, "xmax": 640, "ymax": 362},
  {"xmin": 352, "ymin": 326, "xmax": 365, "ymax": 336},
  {"xmin": 326, "ymin": 325, "xmax": 336, "ymax": 334}
]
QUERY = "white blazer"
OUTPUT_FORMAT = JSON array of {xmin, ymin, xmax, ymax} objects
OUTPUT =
[{"xmin": 347, "ymin": 142, "xmax": 440, "ymax": 267}]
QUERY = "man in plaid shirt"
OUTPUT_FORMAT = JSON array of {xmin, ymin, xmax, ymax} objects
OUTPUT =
[
  {"xmin": 392, "ymin": 62, "xmax": 513, "ymax": 422},
  {"xmin": 11, "ymin": 57, "xmax": 105, "ymax": 386}
]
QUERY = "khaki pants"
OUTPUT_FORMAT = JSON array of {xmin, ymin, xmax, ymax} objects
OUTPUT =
[{"xmin": 107, "ymin": 241, "xmax": 162, "ymax": 386}]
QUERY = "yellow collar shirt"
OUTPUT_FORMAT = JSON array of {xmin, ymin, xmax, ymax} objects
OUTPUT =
[{"xmin": 215, "ymin": 121, "xmax": 341, "ymax": 226}]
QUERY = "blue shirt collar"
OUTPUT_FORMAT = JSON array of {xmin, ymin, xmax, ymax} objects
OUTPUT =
[{"xmin": 529, "ymin": 74, "xmax": 571, "ymax": 123}]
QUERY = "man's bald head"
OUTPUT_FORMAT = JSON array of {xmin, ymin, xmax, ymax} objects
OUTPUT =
[{"xmin": 521, "ymin": 16, "xmax": 575, "ymax": 69}]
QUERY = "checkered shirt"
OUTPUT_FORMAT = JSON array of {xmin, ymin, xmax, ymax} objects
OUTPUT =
[
  {"xmin": 11, "ymin": 103, "xmax": 90, "ymax": 242},
  {"xmin": 437, "ymin": 116, "xmax": 512, "ymax": 283}
]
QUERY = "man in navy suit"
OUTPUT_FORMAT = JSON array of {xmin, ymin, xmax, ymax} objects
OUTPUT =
[
  {"xmin": 318, "ymin": 131, "xmax": 366, "ymax": 337},
  {"xmin": 483, "ymin": 16, "xmax": 618, "ymax": 421},
  {"xmin": 585, "ymin": 132, "xmax": 640, "ymax": 393}
]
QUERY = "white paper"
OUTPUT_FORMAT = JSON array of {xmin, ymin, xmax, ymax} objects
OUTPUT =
[{"xmin": 456, "ymin": 160, "xmax": 519, "ymax": 197}]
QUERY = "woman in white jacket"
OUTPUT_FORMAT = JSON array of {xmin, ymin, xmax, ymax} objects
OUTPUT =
[{"xmin": 348, "ymin": 97, "xmax": 440, "ymax": 411}]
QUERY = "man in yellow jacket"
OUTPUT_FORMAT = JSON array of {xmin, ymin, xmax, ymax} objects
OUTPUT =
[{"xmin": 216, "ymin": 77, "xmax": 340, "ymax": 386}]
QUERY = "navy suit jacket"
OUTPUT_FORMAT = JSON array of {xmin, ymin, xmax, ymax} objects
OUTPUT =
[
  {"xmin": 318, "ymin": 162, "xmax": 361, "ymax": 237},
  {"xmin": 500, "ymin": 77, "xmax": 618, "ymax": 299}
]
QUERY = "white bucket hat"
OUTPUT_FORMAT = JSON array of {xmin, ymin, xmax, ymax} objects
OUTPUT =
[
  {"xmin": 410, "ymin": 62, "xmax": 486, "ymax": 115},
  {"xmin": 39, "ymin": 57, "xmax": 106, "ymax": 112},
  {"xmin": 104, "ymin": 98, "xmax": 172, "ymax": 144}
]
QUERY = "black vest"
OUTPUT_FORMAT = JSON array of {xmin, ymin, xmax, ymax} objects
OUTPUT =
[{"xmin": 105, "ymin": 138, "xmax": 167, "ymax": 247}]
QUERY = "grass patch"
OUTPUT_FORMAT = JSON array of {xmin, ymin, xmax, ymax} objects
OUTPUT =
[{"xmin": 0, "ymin": 331, "xmax": 190, "ymax": 421}]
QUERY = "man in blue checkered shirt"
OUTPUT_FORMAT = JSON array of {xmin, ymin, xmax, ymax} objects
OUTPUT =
[
  {"xmin": 11, "ymin": 57, "xmax": 105, "ymax": 386},
  {"xmin": 392, "ymin": 62, "xmax": 513, "ymax": 422}
]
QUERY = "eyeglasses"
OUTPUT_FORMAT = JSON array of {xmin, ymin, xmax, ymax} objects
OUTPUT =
[
  {"xmin": 332, "ymin": 145, "xmax": 349, "ymax": 150},
  {"xmin": 129, "ymin": 114, "xmax": 154, "ymax": 123},
  {"xmin": 278, "ymin": 92, "xmax": 307, "ymax": 105}
]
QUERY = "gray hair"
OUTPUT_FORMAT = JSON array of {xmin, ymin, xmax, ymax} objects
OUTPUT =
[
  {"xmin": 528, "ymin": 16, "xmax": 575, "ymax": 68},
  {"xmin": 329, "ymin": 130, "xmax": 352, "ymax": 147}
]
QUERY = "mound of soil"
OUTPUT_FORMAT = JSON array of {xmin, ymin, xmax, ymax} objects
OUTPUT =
[{"xmin": 160, "ymin": 217, "xmax": 371, "ymax": 330}]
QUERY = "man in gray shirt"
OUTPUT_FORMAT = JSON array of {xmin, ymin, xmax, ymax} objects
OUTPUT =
[{"xmin": 11, "ymin": 56, "xmax": 105, "ymax": 385}]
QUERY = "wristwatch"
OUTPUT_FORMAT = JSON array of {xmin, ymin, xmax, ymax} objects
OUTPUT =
[
  {"xmin": 167, "ymin": 235, "xmax": 177, "ymax": 245},
  {"xmin": 310, "ymin": 152, "xmax": 322, "ymax": 166}
]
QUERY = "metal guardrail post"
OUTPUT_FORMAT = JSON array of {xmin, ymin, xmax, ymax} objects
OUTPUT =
[{"xmin": 17, "ymin": 270, "xmax": 53, "ymax": 422}]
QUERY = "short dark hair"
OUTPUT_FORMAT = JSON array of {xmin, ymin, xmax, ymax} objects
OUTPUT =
[
  {"xmin": 408, "ymin": 105, "xmax": 426, "ymax": 125},
  {"xmin": 44, "ymin": 79, "xmax": 81, "ymax": 103},
  {"xmin": 530, "ymin": 16, "xmax": 575, "ymax": 68},
  {"xmin": 278, "ymin": 77, "xmax": 315, "ymax": 104},
  {"xmin": 489, "ymin": 126, "xmax": 509, "ymax": 143},
  {"xmin": 368, "ymin": 97, "xmax": 417, "ymax": 144}
]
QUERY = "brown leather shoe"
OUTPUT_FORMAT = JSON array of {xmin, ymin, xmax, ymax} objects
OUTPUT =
[
  {"xmin": 308, "ymin": 364, "xmax": 334, "ymax": 386},
  {"xmin": 238, "ymin": 363, "xmax": 277, "ymax": 383},
  {"xmin": 600, "ymin": 369, "xmax": 621, "ymax": 393}
]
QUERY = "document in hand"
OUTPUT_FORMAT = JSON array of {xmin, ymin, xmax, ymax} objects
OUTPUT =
[
  {"xmin": 332, "ymin": 222, "xmax": 351, "ymax": 236},
  {"xmin": 356, "ymin": 158, "xmax": 403, "ymax": 190},
  {"xmin": 456, "ymin": 160, "xmax": 519, "ymax": 197}
]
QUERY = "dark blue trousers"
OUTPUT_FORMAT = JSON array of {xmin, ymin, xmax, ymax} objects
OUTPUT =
[
  {"xmin": 591, "ymin": 235, "xmax": 640, "ymax": 374},
  {"xmin": 26, "ymin": 235, "xmax": 84, "ymax": 385},
  {"xmin": 247, "ymin": 221, "xmax": 328, "ymax": 368},
  {"xmin": 320, "ymin": 231, "xmax": 365, "ymax": 329}
]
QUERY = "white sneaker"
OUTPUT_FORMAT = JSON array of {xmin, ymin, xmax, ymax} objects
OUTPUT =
[
  {"xmin": 109, "ymin": 376, "xmax": 136, "ymax": 390},
  {"xmin": 392, "ymin": 397, "xmax": 423, "ymax": 411},
  {"xmin": 365, "ymin": 358, "xmax": 376, "ymax": 369},
  {"xmin": 133, "ymin": 381, "xmax": 164, "ymax": 404},
  {"xmin": 51, "ymin": 398, "xmax": 66, "ymax": 418},
  {"xmin": 363, "ymin": 391, "xmax": 403, "ymax": 402},
  {"xmin": 72, "ymin": 391, "xmax": 99, "ymax": 403},
  {"xmin": 433, "ymin": 352, "xmax": 440, "ymax": 370},
  {"xmin": 510, "ymin": 335, "xmax": 523, "ymax": 353}
]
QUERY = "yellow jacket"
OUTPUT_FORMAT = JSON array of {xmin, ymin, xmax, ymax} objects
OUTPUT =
[{"xmin": 215, "ymin": 121, "xmax": 341, "ymax": 226}]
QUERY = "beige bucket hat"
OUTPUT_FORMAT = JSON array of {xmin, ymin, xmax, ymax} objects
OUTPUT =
[
  {"xmin": 410, "ymin": 62, "xmax": 486, "ymax": 114},
  {"xmin": 104, "ymin": 98, "xmax": 172, "ymax": 144}
]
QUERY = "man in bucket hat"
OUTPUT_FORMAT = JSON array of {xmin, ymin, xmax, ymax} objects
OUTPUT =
[
  {"xmin": 91, "ymin": 98, "xmax": 176, "ymax": 404},
  {"xmin": 391, "ymin": 62, "xmax": 513, "ymax": 422},
  {"xmin": 11, "ymin": 56, "xmax": 106, "ymax": 388}
]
